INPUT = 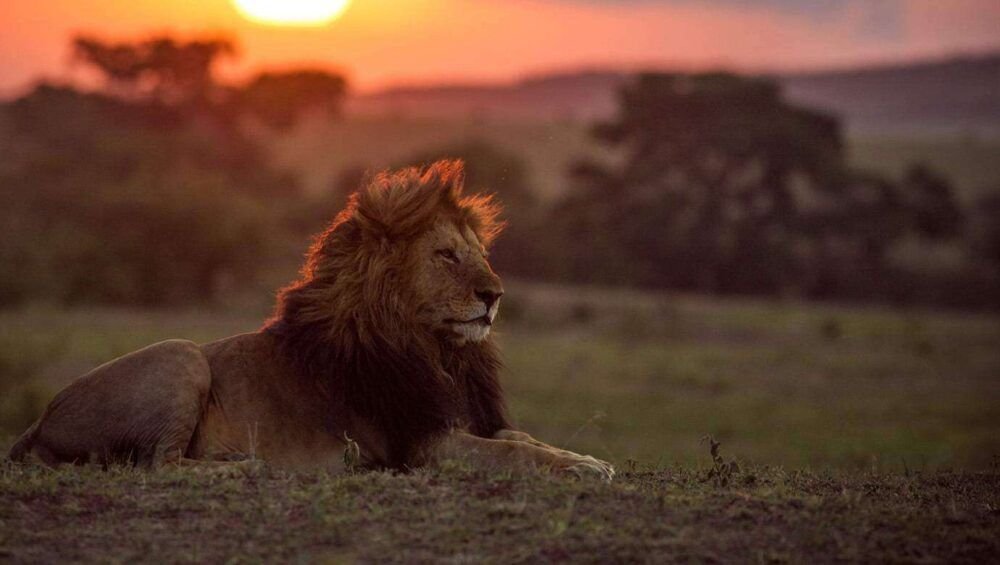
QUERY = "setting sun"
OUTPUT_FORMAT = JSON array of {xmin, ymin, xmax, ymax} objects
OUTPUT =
[{"xmin": 232, "ymin": 0, "xmax": 351, "ymax": 26}]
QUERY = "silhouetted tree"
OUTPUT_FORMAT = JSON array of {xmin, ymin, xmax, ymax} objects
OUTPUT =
[
  {"xmin": 73, "ymin": 35, "xmax": 236, "ymax": 106},
  {"xmin": 901, "ymin": 164, "xmax": 964, "ymax": 239},
  {"xmin": 235, "ymin": 70, "xmax": 348, "ymax": 130},
  {"xmin": 560, "ymin": 73, "xmax": 843, "ymax": 293},
  {"xmin": 550, "ymin": 72, "xmax": 972, "ymax": 302},
  {"xmin": 73, "ymin": 35, "xmax": 348, "ymax": 132},
  {"xmin": 970, "ymin": 193, "xmax": 1000, "ymax": 270}
]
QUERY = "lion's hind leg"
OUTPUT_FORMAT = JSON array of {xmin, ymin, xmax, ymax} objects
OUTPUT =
[{"xmin": 10, "ymin": 339, "xmax": 212, "ymax": 469}]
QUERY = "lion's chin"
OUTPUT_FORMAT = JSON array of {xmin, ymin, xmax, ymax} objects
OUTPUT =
[{"xmin": 450, "ymin": 320, "xmax": 491, "ymax": 344}]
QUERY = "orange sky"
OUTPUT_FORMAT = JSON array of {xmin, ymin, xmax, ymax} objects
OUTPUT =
[{"xmin": 1, "ymin": 0, "xmax": 998, "ymax": 95}]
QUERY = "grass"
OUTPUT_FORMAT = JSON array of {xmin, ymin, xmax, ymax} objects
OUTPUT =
[
  {"xmin": 1, "ymin": 458, "xmax": 998, "ymax": 563},
  {"xmin": 500, "ymin": 283, "xmax": 1000, "ymax": 470}
]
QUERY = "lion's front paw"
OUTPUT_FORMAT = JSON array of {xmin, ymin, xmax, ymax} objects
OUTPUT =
[{"xmin": 555, "ymin": 454, "xmax": 615, "ymax": 482}]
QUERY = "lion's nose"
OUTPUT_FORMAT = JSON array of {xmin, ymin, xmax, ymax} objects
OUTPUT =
[{"xmin": 476, "ymin": 288, "xmax": 504, "ymax": 311}]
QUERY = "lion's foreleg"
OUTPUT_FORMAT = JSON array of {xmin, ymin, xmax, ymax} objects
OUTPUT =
[
  {"xmin": 425, "ymin": 431, "xmax": 613, "ymax": 481},
  {"xmin": 492, "ymin": 429, "xmax": 615, "ymax": 479}
]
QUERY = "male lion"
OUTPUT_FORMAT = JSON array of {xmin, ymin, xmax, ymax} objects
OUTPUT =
[{"xmin": 9, "ymin": 160, "xmax": 613, "ymax": 480}]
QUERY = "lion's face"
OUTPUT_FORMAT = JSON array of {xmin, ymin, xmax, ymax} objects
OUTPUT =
[{"xmin": 408, "ymin": 219, "xmax": 504, "ymax": 345}]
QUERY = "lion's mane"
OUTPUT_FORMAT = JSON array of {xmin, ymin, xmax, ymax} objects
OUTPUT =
[{"xmin": 263, "ymin": 161, "xmax": 509, "ymax": 468}]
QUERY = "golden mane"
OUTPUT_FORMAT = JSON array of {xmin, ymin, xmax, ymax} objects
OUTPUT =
[{"xmin": 264, "ymin": 160, "xmax": 509, "ymax": 468}]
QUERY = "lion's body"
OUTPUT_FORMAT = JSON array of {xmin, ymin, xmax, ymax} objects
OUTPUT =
[{"xmin": 10, "ymin": 161, "xmax": 613, "ymax": 479}]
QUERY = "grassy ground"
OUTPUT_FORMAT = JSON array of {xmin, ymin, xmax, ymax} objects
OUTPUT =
[
  {"xmin": 2, "ymin": 460, "xmax": 998, "ymax": 563},
  {"xmin": 499, "ymin": 284, "xmax": 1000, "ymax": 470}
]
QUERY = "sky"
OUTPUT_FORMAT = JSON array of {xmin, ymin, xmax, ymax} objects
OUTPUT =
[{"xmin": 1, "ymin": 0, "xmax": 998, "ymax": 94}]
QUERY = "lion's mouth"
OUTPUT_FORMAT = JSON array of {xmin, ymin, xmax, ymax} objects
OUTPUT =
[{"xmin": 447, "ymin": 315, "xmax": 492, "ymax": 327}]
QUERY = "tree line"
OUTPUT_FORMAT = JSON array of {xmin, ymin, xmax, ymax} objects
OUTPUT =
[
  {"xmin": 0, "ymin": 35, "xmax": 997, "ymax": 308},
  {"xmin": 413, "ymin": 74, "xmax": 998, "ymax": 308}
]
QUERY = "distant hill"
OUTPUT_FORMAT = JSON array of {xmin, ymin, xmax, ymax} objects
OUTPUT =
[
  {"xmin": 781, "ymin": 55, "xmax": 1000, "ymax": 134},
  {"xmin": 349, "ymin": 54, "xmax": 1000, "ymax": 134}
]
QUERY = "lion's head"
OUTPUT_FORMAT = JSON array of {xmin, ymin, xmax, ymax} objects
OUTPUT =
[
  {"xmin": 280, "ymin": 159, "xmax": 505, "ymax": 346},
  {"xmin": 405, "ymin": 215, "xmax": 504, "ymax": 344},
  {"xmin": 362, "ymin": 161, "xmax": 505, "ymax": 344}
]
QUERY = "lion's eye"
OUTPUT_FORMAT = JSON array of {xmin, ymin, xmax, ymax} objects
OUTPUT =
[{"xmin": 436, "ymin": 248, "xmax": 460, "ymax": 264}]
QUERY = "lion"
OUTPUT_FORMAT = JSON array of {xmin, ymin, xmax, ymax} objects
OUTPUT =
[{"xmin": 8, "ymin": 160, "xmax": 614, "ymax": 480}]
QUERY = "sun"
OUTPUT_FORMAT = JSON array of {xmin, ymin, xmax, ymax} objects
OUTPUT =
[{"xmin": 232, "ymin": 0, "xmax": 351, "ymax": 26}]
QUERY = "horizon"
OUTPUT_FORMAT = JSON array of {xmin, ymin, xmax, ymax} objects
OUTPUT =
[{"xmin": 2, "ymin": 0, "xmax": 999, "ymax": 96}]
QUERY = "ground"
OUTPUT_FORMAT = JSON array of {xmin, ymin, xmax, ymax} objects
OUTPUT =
[
  {"xmin": 2, "ymin": 461, "xmax": 998, "ymax": 563},
  {"xmin": 1, "ymin": 284, "xmax": 998, "ymax": 561}
]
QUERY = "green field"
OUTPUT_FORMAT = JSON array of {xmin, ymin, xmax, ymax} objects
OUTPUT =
[
  {"xmin": 268, "ymin": 116, "xmax": 1000, "ymax": 202},
  {"xmin": 2, "ymin": 285, "xmax": 999, "ymax": 561}
]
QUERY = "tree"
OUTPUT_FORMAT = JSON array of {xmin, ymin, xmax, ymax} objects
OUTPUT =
[
  {"xmin": 550, "ymin": 72, "xmax": 969, "ymax": 301},
  {"xmin": 73, "ymin": 35, "xmax": 236, "ymax": 106},
  {"xmin": 901, "ymin": 164, "xmax": 964, "ymax": 239},
  {"xmin": 235, "ymin": 70, "xmax": 348, "ymax": 130},
  {"xmin": 969, "ymin": 193, "xmax": 1000, "ymax": 270},
  {"xmin": 72, "ymin": 35, "xmax": 349, "ymax": 131},
  {"xmin": 561, "ymin": 73, "xmax": 843, "ymax": 293}
]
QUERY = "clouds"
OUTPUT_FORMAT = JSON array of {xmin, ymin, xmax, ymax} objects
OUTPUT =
[
  {"xmin": 539, "ymin": 0, "xmax": 1000, "ymax": 52},
  {"xmin": 555, "ymin": 0, "xmax": 906, "ymax": 38},
  {"xmin": 564, "ymin": 0, "xmax": 860, "ymax": 17}
]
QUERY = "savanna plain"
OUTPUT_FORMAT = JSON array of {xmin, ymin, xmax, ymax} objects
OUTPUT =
[{"xmin": 2, "ymin": 281, "xmax": 998, "ymax": 562}]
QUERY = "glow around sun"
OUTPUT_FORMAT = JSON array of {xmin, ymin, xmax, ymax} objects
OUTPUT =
[{"xmin": 232, "ymin": 0, "xmax": 351, "ymax": 26}]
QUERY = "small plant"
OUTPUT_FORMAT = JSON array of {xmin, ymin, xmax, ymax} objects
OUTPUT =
[
  {"xmin": 624, "ymin": 459, "xmax": 638, "ymax": 474},
  {"xmin": 702, "ymin": 436, "xmax": 740, "ymax": 487},
  {"xmin": 343, "ymin": 432, "xmax": 361, "ymax": 472}
]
